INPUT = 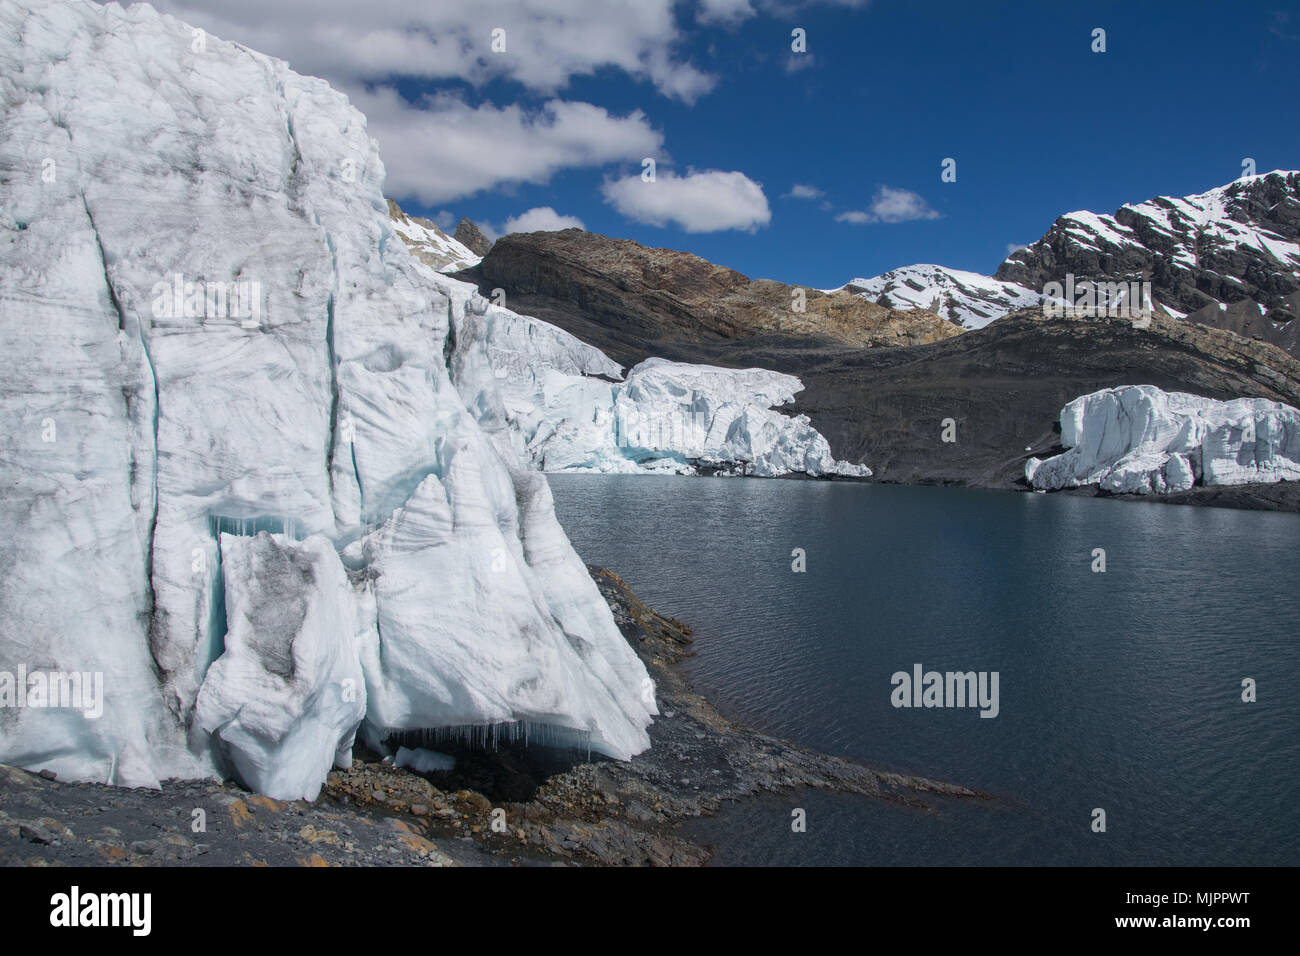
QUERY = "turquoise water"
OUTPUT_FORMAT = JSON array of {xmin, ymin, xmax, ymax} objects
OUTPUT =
[{"xmin": 549, "ymin": 475, "xmax": 1300, "ymax": 865}]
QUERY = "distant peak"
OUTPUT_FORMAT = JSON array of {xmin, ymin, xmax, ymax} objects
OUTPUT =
[{"xmin": 454, "ymin": 218, "xmax": 493, "ymax": 257}]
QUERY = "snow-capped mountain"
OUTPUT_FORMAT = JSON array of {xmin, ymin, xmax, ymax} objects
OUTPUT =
[
  {"xmin": 386, "ymin": 199, "xmax": 481, "ymax": 272},
  {"xmin": 835, "ymin": 265, "xmax": 1041, "ymax": 330},
  {"xmin": 1027, "ymin": 386, "xmax": 1300, "ymax": 494},
  {"xmin": 841, "ymin": 172, "xmax": 1300, "ymax": 350},
  {"xmin": 999, "ymin": 171, "xmax": 1300, "ymax": 352},
  {"xmin": 0, "ymin": 0, "xmax": 656, "ymax": 799}
]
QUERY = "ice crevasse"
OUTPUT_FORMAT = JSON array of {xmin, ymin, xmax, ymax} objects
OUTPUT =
[{"xmin": 0, "ymin": 0, "xmax": 656, "ymax": 799}]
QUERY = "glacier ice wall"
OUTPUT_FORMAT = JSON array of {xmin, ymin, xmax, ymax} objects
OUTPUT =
[
  {"xmin": 0, "ymin": 0, "xmax": 654, "ymax": 799},
  {"xmin": 428, "ymin": 285, "xmax": 870, "ymax": 478},
  {"xmin": 194, "ymin": 533, "xmax": 365, "ymax": 801},
  {"xmin": 1025, "ymin": 385, "xmax": 1300, "ymax": 494}
]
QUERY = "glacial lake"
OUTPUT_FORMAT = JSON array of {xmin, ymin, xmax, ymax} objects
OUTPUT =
[{"xmin": 549, "ymin": 475, "xmax": 1300, "ymax": 866}]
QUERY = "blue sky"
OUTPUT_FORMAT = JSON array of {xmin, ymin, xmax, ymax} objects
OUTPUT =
[{"xmin": 162, "ymin": 0, "xmax": 1300, "ymax": 288}]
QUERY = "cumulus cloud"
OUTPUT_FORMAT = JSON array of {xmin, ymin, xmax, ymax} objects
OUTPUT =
[
  {"xmin": 147, "ymin": 2, "xmax": 708, "ymax": 202},
  {"xmin": 350, "ymin": 88, "xmax": 664, "ymax": 203},
  {"xmin": 697, "ymin": 0, "xmax": 757, "ymax": 25},
  {"xmin": 784, "ymin": 183, "xmax": 823, "ymax": 199},
  {"xmin": 502, "ymin": 207, "xmax": 587, "ymax": 233},
  {"xmin": 155, "ymin": 0, "xmax": 717, "ymax": 102},
  {"xmin": 834, "ymin": 186, "xmax": 941, "ymax": 224},
  {"xmin": 601, "ymin": 169, "xmax": 771, "ymax": 233}
]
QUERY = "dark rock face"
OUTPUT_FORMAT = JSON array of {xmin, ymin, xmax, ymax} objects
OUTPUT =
[
  {"xmin": 996, "ymin": 171, "xmax": 1300, "ymax": 356},
  {"xmin": 792, "ymin": 310, "xmax": 1300, "ymax": 488},
  {"xmin": 452, "ymin": 228, "xmax": 960, "ymax": 366},
  {"xmin": 454, "ymin": 218, "xmax": 493, "ymax": 257},
  {"xmin": 1182, "ymin": 294, "xmax": 1300, "ymax": 356}
]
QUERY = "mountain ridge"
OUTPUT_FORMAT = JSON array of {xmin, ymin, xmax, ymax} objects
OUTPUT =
[
  {"xmin": 838, "ymin": 171, "xmax": 1300, "ymax": 356},
  {"xmin": 453, "ymin": 227, "xmax": 962, "ymax": 368}
]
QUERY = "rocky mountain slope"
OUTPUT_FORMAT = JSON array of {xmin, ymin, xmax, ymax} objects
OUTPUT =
[
  {"xmin": 454, "ymin": 218, "xmax": 494, "ymax": 257},
  {"xmin": 386, "ymin": 199, "xmax": 481, "ymax": 272},
  {"xmin": 454, "ymin": 228, "xmax": 961, "ymax": 368},
  {"xmin": 840, "ymin": 172, "xmax": 1300, "ymax": 356},
  {"xmin": 834, "ymin": 264, "xmax": 1042, "ymax": 329},
  {"xmin": 997, "ymin": 171, "xmax": 1300, "ymax": 354},
  {"xmin": 789, "ymin": 310, "xmax": 1300, "ymax": 488}
]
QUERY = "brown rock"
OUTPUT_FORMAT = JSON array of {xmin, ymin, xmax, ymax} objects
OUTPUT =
[{"xmin": 457, "ymin": 228, "xmax": 961, "ymax": 366}]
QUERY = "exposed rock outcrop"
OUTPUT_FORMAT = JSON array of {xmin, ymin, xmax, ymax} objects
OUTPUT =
[
  {"xmin": 792, "ymin": 310, "xmax": 1300, "ymax": 489},
  {"xmin": 386, "ymin": 199, "xmax": 481, "ymax": 271},
  {"xmin": 996, "ymin": 171, "xmax": 1300, "ymax": 355},
  {"xmin": 454, "ymin": 218, "xmax": 494, "ymax": 257},
  {"xmin": 453, "ymin": 229, "xmax": 962, "ymax": 366},
  {"xmin": 838, "ymin": 172, "xmax": 1300, "ymax": 355}
]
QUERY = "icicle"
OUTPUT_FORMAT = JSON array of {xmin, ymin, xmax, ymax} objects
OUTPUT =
[{"xmin": 390, "ymin": 720, "xmax": 593, "ymax": 756}]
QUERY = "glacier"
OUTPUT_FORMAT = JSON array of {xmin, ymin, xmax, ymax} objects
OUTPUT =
[
  {"xmin": 0, "ymin": 0, "xmax": 657, "ymax": 799},
  {"xmin": 402, "ymin": 255, "xmax": 870, "ymax": 479},
  {"xmin": 1025, "ymin": 386, "xmax": 1300, "ymax": 494}
]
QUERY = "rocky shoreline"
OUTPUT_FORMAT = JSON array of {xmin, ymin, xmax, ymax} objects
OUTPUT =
[
  {"xmin": 0, "ymin": 567, "xmax": 980, "ymax": 867},
  {"xmin": 1046, "ymin": 479, "xmax": 1300, "ymax": 512}
]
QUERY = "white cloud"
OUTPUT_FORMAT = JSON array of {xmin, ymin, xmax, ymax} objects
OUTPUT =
[
  {"xmin": 835, "ymin": 186, "xmax": 941, "ymax": 224},
  {"xmin": 698, "ymin": 0, "xmax": 757, "ymax": 25},
  {"xmin": 155, "ymin": 0, "xmax": 717, "ymax": 103},
  {"xmin": 350, "ymin": 88, "xmax": 664, "ymax": 204},
  {"xmin": 1005, "ymin": 242, "xmax": 1030, "ymax": 256},
  {"xmin": 601, "ymin": 169, "xmax": 771, "ymax": 233},
  {"xmin": 503, "ymin": 207, "xmax": 586, "ymax": 233},
  {"xmin": 784, "ymin": 53, "xmax": 816, "ymax": 72},
  {"xmin": 784, "ymin": 183, "xmax": 823, "ymax": 199}
]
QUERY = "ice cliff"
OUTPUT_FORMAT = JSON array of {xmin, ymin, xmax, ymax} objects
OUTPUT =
[
  {"xmin": 409, "ymin": 262, "xmax": 870, "ymax": 478},
  {"xmin": 0, "ymin": 0, "xmax": 656, "ymax": 799},
  {"xmin": 1026, "ymin": 385, "xmax": 1300, "ymax": 494}
]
